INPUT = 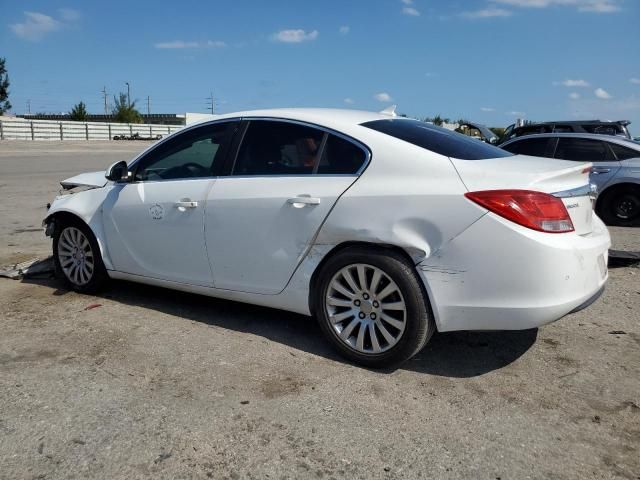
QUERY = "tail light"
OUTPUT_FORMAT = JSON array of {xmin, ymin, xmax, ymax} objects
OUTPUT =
[{"xmin": 465, "ymin": 190, "xmax": 574, "ymax": 233}]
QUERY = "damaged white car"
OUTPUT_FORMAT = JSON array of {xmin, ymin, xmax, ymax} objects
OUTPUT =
[{"xmin": 44, "ymin": 108, "xmax": 610, "ymax": 367}]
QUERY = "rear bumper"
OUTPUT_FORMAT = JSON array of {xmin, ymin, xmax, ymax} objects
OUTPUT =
[{"xmin": 418, "ymin": 212, "xmax": 610, "ymax": 332}]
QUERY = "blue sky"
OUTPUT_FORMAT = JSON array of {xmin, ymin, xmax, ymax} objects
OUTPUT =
[{"xmin": 2, "ymin": 0, "xmax": 640, "ymax": 132}]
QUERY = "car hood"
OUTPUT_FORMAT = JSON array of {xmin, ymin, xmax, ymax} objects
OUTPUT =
[{"xmin": 60, "ymin": 171, "xmax": 107, "ymax": 190}]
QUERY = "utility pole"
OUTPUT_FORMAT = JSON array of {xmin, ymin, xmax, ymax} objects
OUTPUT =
[
  {"xmin": 26, "ymin": 99, "xmax": 31, "ymax": 114},
  {"xmin": 102, "ymin": 86, "xmax": 108, "ymax": 115},
  {"xmin": 125, "ymin": 82, "xmax": 131, "ymax": 107},
  {"xmin": 146, "ymin": 96, "xmax": 150, "ymax": 116},
  {"xmin": 205, "ymin": 91, "xmax": 216, "ymax": 114}
]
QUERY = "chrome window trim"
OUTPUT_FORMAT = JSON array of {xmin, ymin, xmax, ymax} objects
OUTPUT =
[{"xmin": 229, "ymin": 116, "xmax": 372, "ymax": 177}]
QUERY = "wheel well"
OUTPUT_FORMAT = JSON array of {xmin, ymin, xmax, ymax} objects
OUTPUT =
[
  {"xmin": 45, "ymin": 211, "xmax": 88, "ymax": 235},
  {"xmin": 596, "ymin": 182, "xmax": 640, "ymax": 210},
  {"xmin": 308, "ymin": 241, "xmax": 422, "ymax": 317}
]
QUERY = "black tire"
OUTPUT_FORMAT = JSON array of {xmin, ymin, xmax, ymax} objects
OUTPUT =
[
  {"xmin": 52, "ymin": 218, "xmax": 108, "ymax": 293},
  {"xmin": 597, "ymin": 185, "xmax": 640, "ymax": 226},
  {"xmin": 313, "ymin": 246, "xmax": 435, "ymax": 368}
]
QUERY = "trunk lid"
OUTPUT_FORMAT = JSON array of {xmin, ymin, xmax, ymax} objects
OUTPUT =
[{"xmin": 451, "ymin": 155, "xmax": 594, "ymax": 235}]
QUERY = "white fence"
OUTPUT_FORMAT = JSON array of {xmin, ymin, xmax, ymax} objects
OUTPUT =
[{"xmin": 0, "ymin": 117, "xmax": 183, "ymax": 141}]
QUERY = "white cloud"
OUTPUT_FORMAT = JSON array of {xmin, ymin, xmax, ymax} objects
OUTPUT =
[
  {"xmin": 507, "ymin": 111, "xmax": 526, "ymax": 116},
  {"xmin": 155, "ymin": 40, "xmax": 226, "ymax": 49},
  {"xmin": 402, "ymin": 7, "xmax": 421, "ymax": 16},
  {"xmin": 10, "ymin": 11, "xmax": 61, "ymax": 41},
  {"xmin": 374, "ymin": 92, "xmax": 393, "ymax": 102},
  {"xmin": 58, "ymin": 8, "xmax": 80, "ymax": 21},
  {"xmin": 461, "ymin": 7, "xmax": 513, "ymax": 18},
  {"xmin": 272, "ymin": 29, "xmax": 319, "ymax": 43},
  {"xmin": 401, "ymin": 0, "xmax": 414, "ymax": 4},
  {"xmin": 339, "ymin": 25, "xmax": 350, "ymax": 34},
  {"xmin": 630, "ymin": 78, "xmax": 640, "ymax": 85},
  {"xmin": 594, "ymin": 87, "xmax": 612, "ymax": 99},
  {"xmin": 344, "ymin": 98, "xmax": 355, "ymax": 105},
  {"xmin": 492, "ymin": 0, "xmax": 621, "ymax": 13},
  {"xmin": 553, "ymin": 79, "xmax": 590, "ymax": 87},
  {"xmin": 569, "ymin": 92, "xmax": 580, "ymax": 99},
  {"xmin": 425, "ymin": 72, "xmax": 437, "ymax": 77},
  {"xmin": 481, "ymin": 107, "xmax": 496, "ymax": 112}
]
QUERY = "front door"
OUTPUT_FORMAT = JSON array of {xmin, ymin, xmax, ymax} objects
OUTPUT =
[{"xmin": 103, "ymin": 121, "xmax": 237, "ymax": 286}]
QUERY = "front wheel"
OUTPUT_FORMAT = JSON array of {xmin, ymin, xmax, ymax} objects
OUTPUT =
[
  {"xmin": 313, "ymin": 247, "xmax": 435, "ymax": 368},
  {"xmin": 53, "ymin": 221, "xmax": 108, "ymax": 293}
]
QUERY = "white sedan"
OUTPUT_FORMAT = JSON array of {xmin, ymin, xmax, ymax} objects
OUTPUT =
[{"xmin": 44, "ymin": 108, "xmax": 610, "ymax": 367}]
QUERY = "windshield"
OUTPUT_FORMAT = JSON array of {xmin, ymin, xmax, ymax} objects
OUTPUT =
[{"xmin": 362, "ymin": 119, "xmax": 513, "ymax": 160}]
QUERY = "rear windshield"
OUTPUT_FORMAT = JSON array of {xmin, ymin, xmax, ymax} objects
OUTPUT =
[{"xmin": 361, "ymin": 119, "xmax": 513, "ymax": 160}]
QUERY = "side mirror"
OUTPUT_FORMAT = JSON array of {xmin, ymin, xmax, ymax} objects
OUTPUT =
[{"xmin": 105, "ymin": 161, "xmax": 130, "ymax": 182}]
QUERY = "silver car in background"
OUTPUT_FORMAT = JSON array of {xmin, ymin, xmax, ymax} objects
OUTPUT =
[{"xmin": 501, "ymin": 133, "xmax": 640, "ymax": 226}]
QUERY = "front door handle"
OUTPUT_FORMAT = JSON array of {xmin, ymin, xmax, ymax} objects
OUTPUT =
[
  {"xmin": 175, "ymin": 200, "xmax": 198, "ymax": 210},
  {"xmin": 287, "ymin": 195, "xmax": 321, "ymax": 207},
  {"xmin": 591, "ymin": 167, "xmax": 611, "ymax": 174}
]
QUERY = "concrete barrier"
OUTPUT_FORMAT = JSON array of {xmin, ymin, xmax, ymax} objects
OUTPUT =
[{"xmin": 0, "ymin": 117, "xmax": 182, "ymax": 141}]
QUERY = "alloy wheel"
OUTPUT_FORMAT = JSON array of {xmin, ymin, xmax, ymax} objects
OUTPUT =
[
  {"xmin": 57, "ymin": 227, "xmax": 95, "ymax": 286},
  {"xmin": 325, "ymin": 263, "xmax": 407, "ymax": 354}
]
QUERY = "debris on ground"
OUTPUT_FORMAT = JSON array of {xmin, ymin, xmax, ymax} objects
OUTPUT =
[
  {"xmin": 0, "ymin": 257, "xmax": 55, "ymax": 279},
  {"xmin": 83, "ymin": 303, "xmax": 102, "ymax": 311},
  {"xmin": 609, "ymin": 250, "xmax": 640, "ymax": 267}
]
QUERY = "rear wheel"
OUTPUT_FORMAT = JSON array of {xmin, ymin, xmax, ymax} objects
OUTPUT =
[
  {"xmin": 53, "ymin": 220, "xmax": 108, "ymax": 293},
  {"xmin": 313, "ymin": 247, "xmax": 435, "ymax": 368},
  {"xmin": 598, "ymin": 185, "xmax": 640, "ymax": 226}
]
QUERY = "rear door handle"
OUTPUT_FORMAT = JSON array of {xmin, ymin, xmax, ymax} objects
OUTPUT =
[
  {"xmin": 591, "ymin": 167, "xmax": 611, "ymax": 174},
  {"xmin": 287, "ymin": 195, "xmax": 321, "ymax": 207}
]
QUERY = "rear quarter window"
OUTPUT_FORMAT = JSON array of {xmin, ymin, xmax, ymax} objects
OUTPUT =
[{"xmin": 361, "ymin": 119, "xmax": 513, "ymax": 160}]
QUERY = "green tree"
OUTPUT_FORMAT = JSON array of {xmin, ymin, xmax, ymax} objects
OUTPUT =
[
  {"xmin": 69, "ymin": 101, "xmax": 88, "ymax": 121},
  {"xmin": 489, "ymin": 127, "xmax": 506, "ymax": 137},
  {"xmin": 112, "ymin": 92, "xmax": 142, "ymax": 123},
  {"xmin": 0, "ymin": 57, "xmax": 11, "ymax": 115},
  {"xmin": 423, "ymin": 114, "xmax": 450, "ymax": 126}
]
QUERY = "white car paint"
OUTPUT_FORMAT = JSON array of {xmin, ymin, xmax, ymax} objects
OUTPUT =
[{"xmin": 46, "ymin": 108, "xmax": 610, "ymax": 333}]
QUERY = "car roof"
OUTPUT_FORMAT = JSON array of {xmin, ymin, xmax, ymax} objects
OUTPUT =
[
  {"xmin": 198, "ymin": 108, "xmax": 392, "ymax": 132},
  {"xmin": 517, "ymin": 119, "xmax": 630, "ymax": 126},
  {"xmin": 502, "ymin": 132, "xmax": 640, "ymax": 148}
]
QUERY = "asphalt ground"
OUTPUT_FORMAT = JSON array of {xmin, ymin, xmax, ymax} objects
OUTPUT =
[{"xmin": 1, "ymin": 141, "xmax": 638, "ymax": 479}]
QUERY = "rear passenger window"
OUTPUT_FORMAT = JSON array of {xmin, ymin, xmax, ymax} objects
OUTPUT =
[
  {"xmin": 317, "ymin": 135, "xmax": 367, "ymax": 174},
  {"xmin": 554, "ymin": 138, "xmax": 611, "ymax": 162},
  {"xmin": 502, "ymin": 138, "xmax": 551, "ymax": 157},
  {"xmin": 233, "ymin": 121, "xmax": 324, "ymax": 175},
  {"xmin": 608, "ymin": 142, "xmax": 639, "ymax": 160}
]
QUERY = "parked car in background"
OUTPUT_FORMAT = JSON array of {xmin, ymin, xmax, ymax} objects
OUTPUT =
[
  {"xmin": 43, "ymin": 109, "xmax": 609, "ymax": 367},
  {"xmin": 501, "ymin": 133, "xmax": 640, "ymax": 226},
  {"xmin": 456, "ymin": 121, "xmax": 499, "ymax": 144},
  {"xmin": 500, "ymin": 120, "xmax": 632, "ymax": 144}
]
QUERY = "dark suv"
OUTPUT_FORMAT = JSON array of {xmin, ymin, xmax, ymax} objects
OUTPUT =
[{"xmin": 500, "ymin": 120, "xmax": 631, "ymax": 144}]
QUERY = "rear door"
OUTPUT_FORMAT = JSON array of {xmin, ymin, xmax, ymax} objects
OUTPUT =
[
  {"xmin": 205, "ymin": 119, "xmax": 368, "ymax": 294},
  {"xmin": 553, "ymin": 137, "xmax": 621, "ymax": 191}
]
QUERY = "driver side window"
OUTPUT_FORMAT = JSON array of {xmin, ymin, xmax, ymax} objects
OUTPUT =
[{"xmin": 134, "ymin": 122, "xmax": 236, "ymax": 181}]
